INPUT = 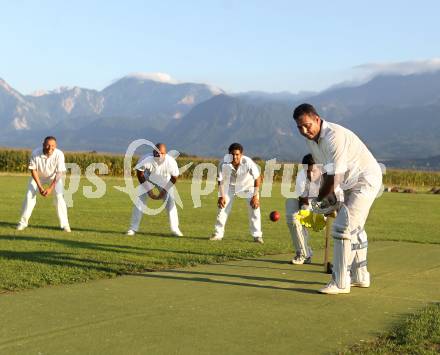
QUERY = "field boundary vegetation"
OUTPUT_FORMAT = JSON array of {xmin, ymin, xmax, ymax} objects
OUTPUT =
[
  {"xmin": 1, "ymin": 148, "xmax": 440, "ymax": 187},
  {"xmin": 340, "ymin": 303, "xmax": 440, "ymax": 354}
]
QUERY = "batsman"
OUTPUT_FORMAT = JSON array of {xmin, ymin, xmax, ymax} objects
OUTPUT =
[{"xmin": 293, "ymin": 103, "xmax": 383, "ymax": 295}]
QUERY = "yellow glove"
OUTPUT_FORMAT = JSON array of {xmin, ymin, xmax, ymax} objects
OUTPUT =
[
  {"xmin": 295, "ymin": 209, "xmax": 314, "ymax": 228},
  {"xmin": 312, "ymin": 214, "xmax": 326, "ymax": 232},
  {"xmin": 295, "ymin": 209, "xmax": 327, "ymax": 232}
]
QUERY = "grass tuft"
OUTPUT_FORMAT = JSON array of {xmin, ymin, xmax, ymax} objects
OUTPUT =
[{"xmin": 340, "ymin": 303, "xmax": 440, "ymax": 354}]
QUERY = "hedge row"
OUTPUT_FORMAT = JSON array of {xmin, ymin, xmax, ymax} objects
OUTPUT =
[{"xmin": 1, "ymin": 148, "xmax": 439, "ymax": 187}]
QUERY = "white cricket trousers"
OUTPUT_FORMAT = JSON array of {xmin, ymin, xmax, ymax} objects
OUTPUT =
[
  {"xmin": 331, "ymin": 174, "xmax": 382, "ymax": 289},
  {"xmin": 129, "ymin": 191, "xmax": 180, "ymax": 233},
  {"xmin": 214, "ymin": 190, "xmax": 262, "ymax": 239},
  {"xmin": 285, "ymin": 198, "xmax": 312, "ymax": 258},
  {"xmin": 18, "ymin": 178, "xmax": 70, "ymax": 228}
]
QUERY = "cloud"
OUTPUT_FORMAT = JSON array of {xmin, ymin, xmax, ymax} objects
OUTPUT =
[
  {"xmin": 125, "ymin": 72, "xmax": 178, "ymax": 84},
  {"xmin": 354, "ymin": 58, "xmax": 440, "ymax": 76},
  {"xmin": 323, "ymin": 58, "xmax": 440, "ymax": 91}
]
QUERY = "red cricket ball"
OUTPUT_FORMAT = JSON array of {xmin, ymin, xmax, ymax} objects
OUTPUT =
[{"xmin": 269, "ymin": 210, "xmax": 280, "ymax": 222}]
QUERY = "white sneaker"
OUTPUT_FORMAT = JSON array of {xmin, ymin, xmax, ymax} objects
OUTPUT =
[
  {"xmin": 253, "ymin": 237, "xmax": 264, "ymax": 244},
  {"xmin": 126, "ymin": 230, "xmax": 136, "ymax": 236},
  {"xmin": 351, "ymin": 281, "xmax": 370, "ymax": 288},
  {"xmin": 171, "ymin": 229, "xmax": 183, "ymax": 237},
  {"xmin": 318, "ymin": 280, "xmax": 350, "ymax": 294},
  {"xmin": 63, "ymin": 226, "xmax": 71, "ymax": 233},
  {"xmin": 290, "ymin": 255, "xmax": 312, "ymax": 265},
  {"xmin": 351, "ymin": 276, "xmax": 370, "ymax": 288},
  {"xmin": 209, "ymin": 235, "xmax": 223, "ymax": 241},
  {"xmin": 16, "ymin": 224, "xmax": 27, "ymax": 231}
]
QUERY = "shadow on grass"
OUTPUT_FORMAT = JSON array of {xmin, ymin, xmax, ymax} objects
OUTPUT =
[
  {"xmin": 0, "ymin": 234, "xmax": 229, "ymax": 259},
  {"xmin": 0, "ymin": 250, "xmax": 122, "ymax": 274},
  {"xmin": 234, "ymin": 258, "xmax": 324, "ymax": 273},
  {"xmin": 160, "ymin": 269, "xmax": 322, "ymax": 285},
  {"xmin": 131, "ymin": 272, "xmax": 321, "ymax": 295},
  {"xmin": 242, "ymin": 257, "xmax": 321, "ymax": 267},
  {"xmin": 136, "ymin": 231, "xmax": 203, "ymax": 241},
  {"xmin": 0, "ymin": 221, "xmax": 206, "ymax": 241}
]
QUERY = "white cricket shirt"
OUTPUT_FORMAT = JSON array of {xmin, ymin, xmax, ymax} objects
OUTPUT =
[
  {"xmin": 218, "ymin": 155, "xmax": 260, "ymax": 193},
  {"xmin": 295, "ymin": 168, "xmax": 309, "ymax": 198},
  {"xmin": 28, "ymin": 148, "xmax": 66, "ymax": 179},
  {"xmin": 135, "ymin": 154, "xmax": 179, "ymax": 180},
  {"xmin": 305, "ymin": 120, "xmax": 381, "ymax": 189}
]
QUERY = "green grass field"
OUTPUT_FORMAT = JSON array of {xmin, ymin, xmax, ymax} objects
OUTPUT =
[
  {"xmin": 1, "ymin": 175, "xmax": 439, "ymax": 291},
  {"xmin": 1, "ymin": 174, "xmax": 440, "ymax": 354}
]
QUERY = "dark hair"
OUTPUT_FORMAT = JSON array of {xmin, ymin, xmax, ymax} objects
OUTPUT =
[
  {"xmin": 43, "ymin": 136, "xmax": 57, "ymax": 143},
  {"xmin": 228, "ymin": 142, "xmax": 243, "ymax": 153},
  {"xmin": 301, "ymin": 153, "xmax": 315, "ymax": 165},
  {"xmin": 155, "ymin": 142, "xmax": 166, "ymax": 149},
  {"xmin": 293, "ymin": 103, "xmax": 319, "ymax": 120}
]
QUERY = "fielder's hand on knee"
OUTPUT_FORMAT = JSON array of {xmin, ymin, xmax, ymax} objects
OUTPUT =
[
  {"xmin": 218, "ymin": 196, "xmax": 226, "ymax": 209},
  {"xmin": 45, "ymin": 186, "xmax": 54, "ymax": 196},
  {"xmin": 250, "ymin": 195, "xmax": 259, "ymax": 209},
  {"xmin": 157, "ymin": 189, "xmax": 166, "ymax": 200}
]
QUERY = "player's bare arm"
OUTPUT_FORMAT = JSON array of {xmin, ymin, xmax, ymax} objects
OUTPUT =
[
  {"xmin": 250, "ymin": 176, "xmax": 261, "ymax": 209},
  {"xmin": 217, "ymin": 181, "xmax": 226, "ymax": 208},
  {"xmin": 156, "ymin": 175, "xmax": 177, "ymax": 200},
  {"xmin": 136, "ymin": 170, "xmax": 146, "ymax": 185},
  {"xmin": 31, "ymin": 169, "xmax": 47, "ymax": 196},
  {"xmin": 136, "ymin": 170, "xmax": 157, "ymax": 199},
  {"xmin": 298, "ymin": 197, "xmax": 309, "ymax": 208},
  {"xmin": 317, "ymin": 174, "xmax": 334, "ymax": 201},
  {"xmin": 45, "ymin": 171, "xmax": 63, "ymax": 196}
]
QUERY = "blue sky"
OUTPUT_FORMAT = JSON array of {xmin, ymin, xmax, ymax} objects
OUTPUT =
[{"xmin": 1, "ymin": 0, "xmax": 439, "ymax": 94}]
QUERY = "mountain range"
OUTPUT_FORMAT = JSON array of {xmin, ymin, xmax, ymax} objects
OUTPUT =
[{"xmin": 1, "ymin": 71, "xmax": 439, "ymax": 168}]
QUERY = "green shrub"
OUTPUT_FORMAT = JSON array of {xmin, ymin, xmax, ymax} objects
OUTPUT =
[{"xmin": 1, "ymin": 148, "xmax": 439, "ymax": 186}]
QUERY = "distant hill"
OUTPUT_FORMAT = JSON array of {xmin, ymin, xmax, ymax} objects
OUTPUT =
[
  {"xmin": 381, "ymin": 155, "xmax": 440, "ymax": 170},
  {"xmin": 0, "ymin": 71, "xmax": 439, "ymax": 166}
]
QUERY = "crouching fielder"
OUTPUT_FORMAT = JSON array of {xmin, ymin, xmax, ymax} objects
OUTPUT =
[
  {"xmin": 126, "ymin": 143, "xmax": 183, "ymax": 237},
  {"xmin": 293, "ymin": 104, "xmax": 382, "ymax": 295},
  {"xmin": 17, "ymin": 136, "xmax": 70, "ymax": 232},
  {"xmin": 210, "ymin": 143, "xmax": 263, "ymax": 243},
  {"xmin": 285, "ymin": 154, "xmax": 319, "ymax": 264}
]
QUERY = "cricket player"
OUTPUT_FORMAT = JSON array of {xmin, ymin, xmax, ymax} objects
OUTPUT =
[
  {"xmin": 126, "ymin": 143, "xmax": 183, "ymax": 237},
  {"xmin": 293, "ymin": 103, "xmax": 382, "ymax": 294},
  {"xmin": 17, "ymin": 136, "xmax": 71, "ymax": 232},
  {"xmin": 285, "ymin": 154, "xmax": 320, "ymax": 264},
  {"xmin": 210, "ymin": 143, "xmax": 263, "ymax": 243}
]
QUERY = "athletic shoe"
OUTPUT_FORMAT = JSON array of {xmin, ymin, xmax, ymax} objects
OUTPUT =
[
  {"xmin": 126, "ymin": 229, "xmax": 136, "ymax": 236},
  {"xmin": 171, "ymin": 229, "xmax": 183, "ymax": 237},
  {"xmin": 209, "ymin": 235, "xmax": 223, "ymax": 241},
  {"xmin": 16, "ymin": 224, "xmax": 27, "ymax": 231},
  {"xmin": 351, "ymin": 275, "xmax": 370, "ymax": 288},
  {"xmin": 253, "ymin": 237, "xmax": 264, "ymax": 244},
  {"xmin": 351, "ymin": 281, "xmax": 370, "ymax": 288},
  {"xmin": 318, "ymin": 280, "xmax": 350, "ymax": 295},
  {"xmin": 63, "ymin": 226, "xmax": 71, "ymax": 233},
  {"xmin": 290, "ymin": 255, "xmax": 312, "ymax": 265}
]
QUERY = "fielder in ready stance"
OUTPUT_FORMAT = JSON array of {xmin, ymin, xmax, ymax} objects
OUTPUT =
[
  {"xmin": 17, "ymin": 136, "xmax": 71, "ymax": 232},
  {"xmin": 126, "ymin": 143, "xmax": 183, "ymax": 237},
  {"xmin": 293, "ymin": 103, "xmax": 382, "ymax": 295},
  {"xmin": 285, "ymin": 154, "xmax": 319, "ymax": 264},
  {"xmin": 210, "ymin": 143, "xmax": 264, "ymax": 243}
]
